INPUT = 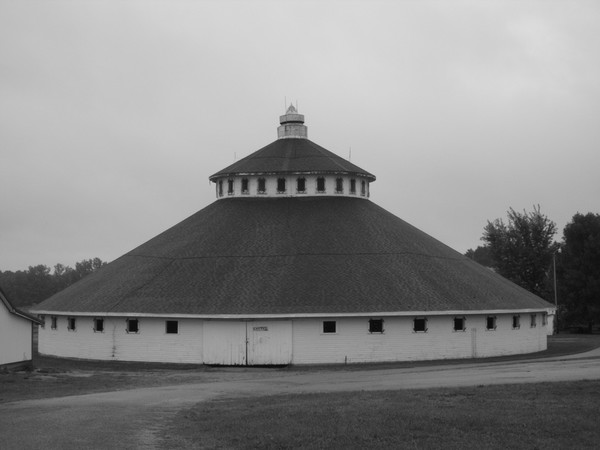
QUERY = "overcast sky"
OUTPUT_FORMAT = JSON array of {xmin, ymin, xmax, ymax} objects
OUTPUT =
[{"xmin": 1, "ymin": 0, "xmax": 598, "ymax": 272}]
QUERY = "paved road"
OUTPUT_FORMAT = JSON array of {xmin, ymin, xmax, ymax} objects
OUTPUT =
[{"xmin": 2, "ymin": 348, "xmax": 600, "ymax": 449}]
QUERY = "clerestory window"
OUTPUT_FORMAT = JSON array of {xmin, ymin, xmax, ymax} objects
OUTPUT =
[
  {"xmin": 257, "ymin": 178, "xmax": 266, "ymax": 194},
  {"xmin": 297, "ymin": 177, "xmax": 306, "ymax": 193},
  {"xmin": 277, "ymin": 178, "xmax": 286, "ymax": 193},
  {"xmin": 317, "ymin": 177, "xmax": 326, "ymax": 193},
  {"xmin": 241, "ymin": 178, "xmax": 249, "ymax": 194},
  {"xmin": 335, "ymin": 178, "xmax": 343, "ymax": 193}
]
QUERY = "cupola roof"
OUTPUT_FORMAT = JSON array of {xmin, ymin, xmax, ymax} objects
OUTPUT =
[
  {"xmin": 210, "ymin": 107, "xmax": 375, "ymax": 181},
  {"xmin": 209, "ymin": 138, "xmax": 375, "ymax": 181}
]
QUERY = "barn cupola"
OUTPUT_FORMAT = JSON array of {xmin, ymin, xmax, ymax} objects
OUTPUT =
[
  {"xmin": 277, "ymin": 104, "xmax": 307, "ymax": 139},
  {"xmin": 209, "ymin": 106, "xmax": 376, "ymax": 199}
]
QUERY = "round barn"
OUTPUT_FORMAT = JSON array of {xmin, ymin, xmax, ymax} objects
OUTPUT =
[{"xmin": 33, "ymin": 107, "xmax": 555, "ymax": 365}]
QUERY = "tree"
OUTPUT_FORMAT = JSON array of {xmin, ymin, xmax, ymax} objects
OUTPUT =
[
  {"xmin": 482, "ymin": 205, "xmax": 558, "ymax": 299},
  {"xmin": 558, "ymin": 213, "xmax": 600, "ymax": 331},
  {"xmin": 0, "ymin": 257, "xmax": 107, "ymax": 308},
  {"xmin": 465, "ymin": 245, "xmax": 495, "ymax": 268}
]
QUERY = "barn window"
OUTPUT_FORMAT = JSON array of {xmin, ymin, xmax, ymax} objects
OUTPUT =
[
  {"xmin": 241, "ymin": 178, "xmax": 249, "ymax": 194},
  {"xmin": 277, "ymin": 178, "xmax": 286, "ymax": 193},
  {"xmin": 218, "ymin": 180, "xmax": 223, "ymax": 197},
  {"xmin": 413, "ymin": 317, "xmax": 427, "ymax": 332},
  {"xmin": 317, "ymin": 177, "xmax": 326, "ymax": 193},
  {"xmin": 67, "ymin": 317, "xmax": 76, "ymax": 331},
  {"xmin": 165, "ymin": 320, "xmax": 179, "ymax": 334},
  {"xmin": 361, "ymin": 180, "xmax": 366, "ymax": 196},
  {"xmin": 94, "ymin": 318, "xmax": 104, "ymax": 333},
  {"xmin": 297, "ymin": 177, "xmax": 306, "ymax": 193},
  {"xmin": 542, "ymin": 313, "xmax": 548, "ymax": 326},
  {"xmin": 335, "ymin": 177, "xmax": 343, "ymax": 193},
  {"xmin": 350, "ymin": 179, "xmax": 356, "ymax": 194},
  {"xmin": 453, "ymin": 317, "xmax": 466, "ymax": 332},
  {"xmin": 530, "ymin": 314, "xmax": 537, "ymax": 328},
  {"xmin": 368, "ymin": 319, "xmax": 384, "ymax": 333},
  {"xmin": 322, "ymin": 320, "xmax": 336, "ymax": 334},
  {"xmin": 126, "ymin": 318, "xmax": 139, "ymax": 333},
  {"xmin": 51, "ymin": 316, "xmax": 57, "ymax": 330},
  {"xmin": 257, "ymin": 178, "xmax": 266, "ymax": 194},
  {"xmin": 486, "ymin": 316, "xmax": 497, "ymax": 331},
  {"xmin": 512, "ymin": 315, "xmax": 520, "ymax": 329},
  {"xmin": 227, "ymin": 179, "xmax": 234, "ymax": 195}
]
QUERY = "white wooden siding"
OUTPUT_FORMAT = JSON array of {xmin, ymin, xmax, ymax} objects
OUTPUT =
[
  {"xmin": 38, "ymin": 317, "xmax": 203, "ymax": 363},
  {"xmin": 38, "ymin": 313, "xmax": 548, "ymax": 365},
  {"xmin": 291, "ymin": 314, "xmax": 548, "ymax": 365},
  {"xmin": 0, "ymin": 306, "xmax": 32, "ymax": 366}
]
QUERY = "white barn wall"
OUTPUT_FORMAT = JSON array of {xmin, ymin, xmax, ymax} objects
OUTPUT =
[
  {"xmin": 291, "ymin": 314, "xmax": 548, "ymax": 365},
  {"xmin": 38, "ymin": 316, "xmax": 203, "ymax": 363},
  {"xmin": 38, "ymin": 312, "xmax": 548, "ymax": 365},
  {"xmin": 0, "ymin": 307, "xmax": 32, "ymax": 366}
]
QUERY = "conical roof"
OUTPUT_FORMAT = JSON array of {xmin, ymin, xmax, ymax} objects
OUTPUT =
[
  {"xmin": 35, "ymin": 196, "xmax": 551, "ymax": 316},
  {"xmin": 210, "ymin": 138, "xmax": 375, "ymax": 181}
]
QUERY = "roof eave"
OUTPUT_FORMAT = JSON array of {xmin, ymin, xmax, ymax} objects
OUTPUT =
[
  {"xmin": 209, "ymin": 170, "xmax": 376, "ymax": 182},
  {"xmin": 29, "ymin": 308, "xmax": 556, "ymax": 319},
  {"xmin": 0, "ymin": 290, "xmax": 42, "ymax": 324}
]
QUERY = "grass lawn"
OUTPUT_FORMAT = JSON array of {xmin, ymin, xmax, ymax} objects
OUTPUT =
[{"xmin": 161, "ymin": 380, "xmax": 600, "ymax": 449}]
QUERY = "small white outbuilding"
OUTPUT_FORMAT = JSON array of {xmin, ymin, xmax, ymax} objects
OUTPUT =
[{"xmin": 0, "ymin": 287, "xmax": 40, "ymax": 370}]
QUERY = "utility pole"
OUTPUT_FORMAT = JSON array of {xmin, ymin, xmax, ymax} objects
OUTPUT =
[{"xmin": 553, "ymin": 252, "xmax": 558, "ymax": 334}]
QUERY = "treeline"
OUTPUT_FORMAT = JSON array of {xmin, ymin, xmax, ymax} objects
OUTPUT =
[
  {"xmin": 0, "ymin": 258, "xmax": 107, "ymax": 308},
  {"xmin": 466, "ymin": 208, "xmax": 600, "ymax": 332}
]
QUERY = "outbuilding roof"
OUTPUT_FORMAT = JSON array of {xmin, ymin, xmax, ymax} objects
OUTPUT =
[
  {"xmin": 34, "ymin": 197, "xmax": 552, "ymax": 316},
  {"xmin": 209, "ymin": 138, "xmax": 376, "ymax": 181},
  {"xmin": 0, "ymin": 287, "xmax": 42, "ymax": 323}
]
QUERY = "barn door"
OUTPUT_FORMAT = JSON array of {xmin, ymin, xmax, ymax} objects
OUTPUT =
[
  {"xmin": 203, "ymin": 320, "xmax": 292, "ymax": 365},
  {"xmin": 203, "ymin": 321, "xmax": 247, "ymax": 365},
  {"xmin": 246, "ymin": 321, "xmax": 292, "ymax": 365}
]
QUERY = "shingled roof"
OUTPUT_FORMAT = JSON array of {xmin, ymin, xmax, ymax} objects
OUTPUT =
[
  {"xmin": 35, "ymin": 197, "xmax": 551, "ymax": 316},
  {"xmin": 1, "ymin": 287, "xmax": 41, "ymax": 323},
  {"xmin": 210, "ymin": 138, "xmax": 376, "ymax": 181}
]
